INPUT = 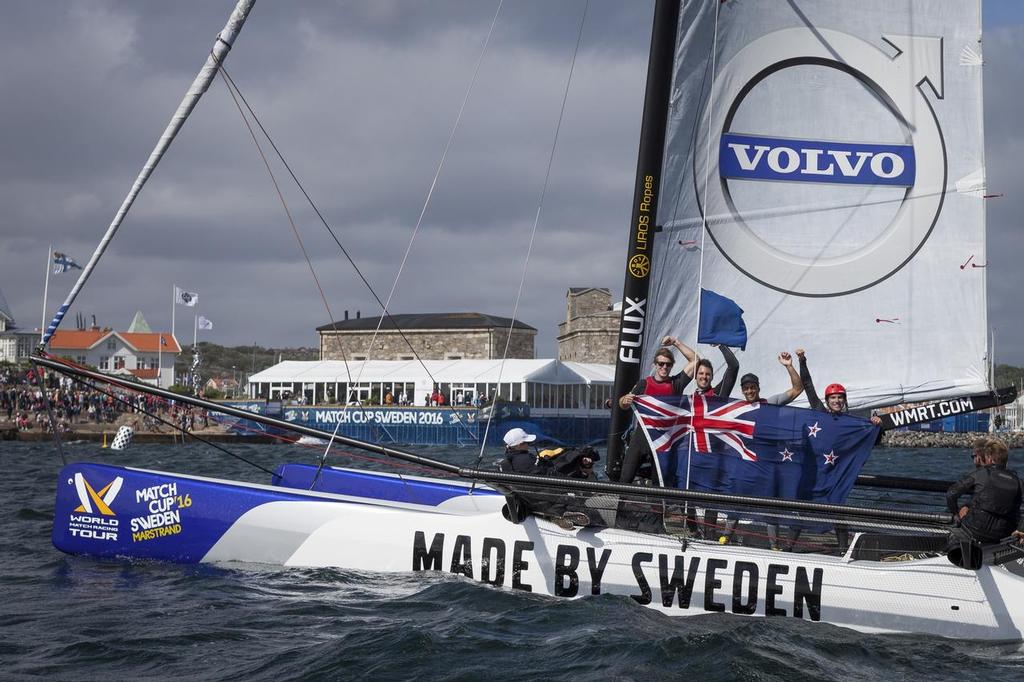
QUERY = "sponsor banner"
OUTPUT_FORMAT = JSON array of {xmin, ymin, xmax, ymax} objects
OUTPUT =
[{"xmin": 281, "ymin": 407, "xmax": 478, "ymax": 428}]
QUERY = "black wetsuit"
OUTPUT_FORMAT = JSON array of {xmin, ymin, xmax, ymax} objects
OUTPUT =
[
  {"xmin": 946, "ymin": 465, "xmax": 1024, "ymax": 543},
  {"xmin": 501, "ymin": 448, "xmax": 539, "ymax": 475}
]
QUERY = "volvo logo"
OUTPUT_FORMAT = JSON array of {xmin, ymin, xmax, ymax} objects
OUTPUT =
[{"xmin": 696, "ymin": 29, "xmax": 946, "ymax": 297}]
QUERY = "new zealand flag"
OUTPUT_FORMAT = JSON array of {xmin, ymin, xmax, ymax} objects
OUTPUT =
[{"xmin": 633, "ymin": 393, "xmax": 878, "ymax": 505}]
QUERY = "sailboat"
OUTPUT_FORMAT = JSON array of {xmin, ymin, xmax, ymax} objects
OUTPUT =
[{"xmin": 36, "ymin": 0, "xmax": 1024, "ymax": 641}]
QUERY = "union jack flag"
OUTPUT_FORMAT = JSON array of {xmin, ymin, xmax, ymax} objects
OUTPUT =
[{"xmin": 633, "ymin": 393, "xmax": 760, "ymax": 461}]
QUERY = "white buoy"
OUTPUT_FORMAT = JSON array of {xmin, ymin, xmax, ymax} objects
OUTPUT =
[{"xmin": 110, "ymin": 425, "xmax": 134, "ymax": 451}]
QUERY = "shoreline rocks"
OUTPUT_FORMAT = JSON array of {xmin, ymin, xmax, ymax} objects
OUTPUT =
[{"xmin": 881, "ymin": 430, "xmax": 1024, "ymax": 449}]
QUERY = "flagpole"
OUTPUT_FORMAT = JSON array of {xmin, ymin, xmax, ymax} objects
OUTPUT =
[
  {"xmin": 157, "ymin": 336, "xmax": 162, "ymax": 388},
  {"xmin": 171, "ymin": 284, "xmax": 176, "ymax": 344},
  {"xmin": 40, "ymin": 244, "xmax": 52, "ymax": 343}
]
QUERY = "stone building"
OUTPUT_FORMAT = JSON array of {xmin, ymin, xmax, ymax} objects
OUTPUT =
[
  {"xmin": 557, "ymin": 287, "xmax": 620, "ymax": 364},
  {"xmin": 318, "ymin": 312, "xmax": 536, "ymax": 361}
]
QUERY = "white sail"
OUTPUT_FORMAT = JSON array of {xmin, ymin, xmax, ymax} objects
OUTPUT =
[{"xmin": 647, "ymin": 0, "xmax": 987, "ymax": 409}]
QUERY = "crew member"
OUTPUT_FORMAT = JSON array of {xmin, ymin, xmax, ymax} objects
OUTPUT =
[
  {"xmin": 737, "ymin": 352, "xmax": 803, "ymax": 406},
  {"xmin": 946, "ymin": 438, "xmax": 1024, "ymax": 567},
  {"xmin": 718, "ymin": 352, "xmax": 804, "ymax": 547},
  {"xmin": 616, "ymin": 336, "xmax": 698, "ymax": 483},
  {"xmin": 500, "ymin": 427, "xmax": 538, "ymax": 474},
  {"xmin": 797, "ymin": 348, "xmax": 881, "ymax": 425},
  {"xmin": 692, "ymin": 344, "xmax": 740, "ymax": 398}
]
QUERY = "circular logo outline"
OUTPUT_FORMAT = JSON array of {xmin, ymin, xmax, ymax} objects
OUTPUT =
[
  {"xmin": 694, "ymin": 28, "xmax": 947, "ymax": 298},
  {"xmin": 628, "ymin": 254, "xmax": 651, "ymax": 278}
]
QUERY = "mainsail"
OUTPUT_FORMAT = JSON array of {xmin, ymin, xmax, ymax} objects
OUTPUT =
[{"xmin": 639, "ymin": 0, "xmax": 987, "ymax": 410}]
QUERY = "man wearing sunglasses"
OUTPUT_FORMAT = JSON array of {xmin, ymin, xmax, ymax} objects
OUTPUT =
[{"xmin": 616, "ymin": 336, "xmax": 699, "ymax": 484}]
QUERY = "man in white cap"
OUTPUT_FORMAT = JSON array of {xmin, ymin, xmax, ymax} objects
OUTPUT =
[{"xmin": 501, "ymin": 427, "xmax": 539, "ymax": 474}]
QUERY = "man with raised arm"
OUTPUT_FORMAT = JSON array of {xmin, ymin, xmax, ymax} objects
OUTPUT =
[
  {"xmin": 737, "ymin": 351, "xmax": 803, "ymax": 406},
  {"xmin": 616, "ymin": 336, "xmax": 698, "ymax": 484}
]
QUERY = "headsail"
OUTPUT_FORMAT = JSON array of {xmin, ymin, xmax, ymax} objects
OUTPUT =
[{"xmin": 644, "ymin": 0, "xmax": 987, "ymax": 409}]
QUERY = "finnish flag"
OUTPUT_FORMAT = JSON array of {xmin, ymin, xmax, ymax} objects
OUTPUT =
[{"xmin": 52, "ymin": 251, "xmax": 82, "ymax": 274}]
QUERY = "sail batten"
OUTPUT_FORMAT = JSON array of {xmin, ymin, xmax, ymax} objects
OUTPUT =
[{"xmin": 640, "ymin": 0, "xmax": 987, "ymax": 409}]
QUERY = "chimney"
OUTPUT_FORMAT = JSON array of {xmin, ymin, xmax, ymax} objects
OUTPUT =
[
  {"xmin": 90, "ymin": 314, "xmax": 98, "ymax": 331},
  {"xmin": 356, "ymin": 310, "xmax": 360, "ymax": 319},
  {"xmin": 344, "ymin": 310, "xmax": 349, "ymax": 321}
]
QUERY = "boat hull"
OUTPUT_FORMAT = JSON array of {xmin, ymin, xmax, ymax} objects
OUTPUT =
[{"xmin": 54, "ymin": 462, "xmax": 1024, "ymax": 640}]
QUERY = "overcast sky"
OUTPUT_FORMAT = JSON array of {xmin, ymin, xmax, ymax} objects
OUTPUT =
[{"xmin": 2, "ymin": 1, "xmax": 1022, "ymax": 364}]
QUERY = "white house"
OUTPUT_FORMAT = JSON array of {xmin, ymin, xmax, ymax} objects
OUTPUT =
[
  {"xmin": 48, "ymin": 327, "xmax": 181, "ymax": 387},
  {"xmin": 0, "ymin": 285, "xmax": 38, "ymax": 364}
]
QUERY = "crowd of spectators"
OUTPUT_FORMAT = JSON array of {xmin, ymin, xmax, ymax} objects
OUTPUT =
[{"xmin": 0, "ymin": 366, "xmax": 207, "ymax": 434}]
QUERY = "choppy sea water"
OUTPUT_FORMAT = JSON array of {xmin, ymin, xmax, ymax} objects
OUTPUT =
[{"xmin": 3, "ymin": 440, "xmax": 1024, "ymax": 681}]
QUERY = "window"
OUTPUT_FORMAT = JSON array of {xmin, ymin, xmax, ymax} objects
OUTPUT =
[
  {"xmin": 113, "ymin": 357, "xmax": 125, "ymax": 370},
  {"xmin": 99, "ymin": 356, "xmax": 109, "ymax": 370},
  {"xmin": 106, "ymin": 339, "xmax": 116, "ymax": 350},
  {"xmin": 76, "ymin": 355, "xmax": 87, "ymax": 365}
]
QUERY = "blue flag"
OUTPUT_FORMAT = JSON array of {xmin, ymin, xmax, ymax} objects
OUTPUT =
[
  {"xmin": 698, "ymin": 288, "xmax": 747, "ymax": 350},
  {"xmin": 633, "ymin": 394, "xmax": 877, "ymax": 507}
]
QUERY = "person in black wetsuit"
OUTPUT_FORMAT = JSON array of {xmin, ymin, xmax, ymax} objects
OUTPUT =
[
  {"xmin": 616, "ymin": 337, "xmax": 699, "ymax": 484},
  {"xmin": 796, "ymin": 348, "xmax": 881, "ymax": 426},
  {"xmin": 946, "ymin": 439, "xmax": 1024, "ymax": 567},
  {"xmin": 617, "ymin": 337, "xmax": 741, "ymax": 483},
  {"xmin": 786, "ymin": 349, "xmax": 882, "ymax": 552},
  {"xmin": 500, "ymin": 427, "xmax": 539, "ymax": 474}
]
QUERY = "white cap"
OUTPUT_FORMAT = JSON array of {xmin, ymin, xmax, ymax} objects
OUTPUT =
[{"xmin": 503, "ymin": 427, "xmax": 536, "ymax": 448}]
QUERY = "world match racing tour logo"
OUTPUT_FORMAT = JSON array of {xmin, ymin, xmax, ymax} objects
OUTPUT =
[
  {"xmin": 68, "ymin": 472, "xmax": 123, "ymax": 541},
  {"xmin": 701, "ymin": 27, "xmax": 947, "ymax": 297},
  {"xmin": 66, "ymin": 472, "xmax": 191, "ymax": 543}
]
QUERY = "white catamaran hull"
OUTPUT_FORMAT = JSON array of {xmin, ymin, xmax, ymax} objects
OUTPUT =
[{"xmin": 54, "ymin": 462, "xmax": 1024, "ymax": 641}]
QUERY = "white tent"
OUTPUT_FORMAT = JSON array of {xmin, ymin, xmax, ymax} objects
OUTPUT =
[{"xmin": 248, "ymin": 359, "xmax": 615, "ymax": 409}]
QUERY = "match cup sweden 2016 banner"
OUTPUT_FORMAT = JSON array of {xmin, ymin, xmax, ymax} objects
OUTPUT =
[{"xmin": 633, "ymin": 394, "xmax": 878, "ymax": 505}]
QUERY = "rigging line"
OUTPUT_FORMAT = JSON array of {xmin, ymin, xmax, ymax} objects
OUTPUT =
[
  {"xmin": 41, "ymin": 356, "xmax": 276, "ymax": 477},
  {"xmin": 212, "ymin": 64, "xmax": 482, "ymax": 443},
  {"xmin": 694, "ymin": 0, "xmax": 722, "ymax": 354},
  {"xmin": 353, "ymin": 0, "xmax": 506, "ymax": 402},
  {"xmin": 472, "ymin": 0, "xmax": 592, "ymax": 475},
  {"xmin": 215, "ymin": 64, "xmax": 380, "ymax": 470},
  {"xmin": 31, "ymin": 364, "xmax": 67, "ymax": 465}
]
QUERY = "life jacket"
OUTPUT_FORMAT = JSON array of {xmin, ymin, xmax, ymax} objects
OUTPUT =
[
  {"xmin": 643, "ymin": 375, "xmax": 675, "ymax": 396},
  {"xmin": 963, "ymin": 466, "xmax": 1023, "ymax": 541}
]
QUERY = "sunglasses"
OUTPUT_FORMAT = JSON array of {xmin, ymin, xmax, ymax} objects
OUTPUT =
[{"xmin": 654, "ymin": 361, "xmax": 674, "ymax": 367}]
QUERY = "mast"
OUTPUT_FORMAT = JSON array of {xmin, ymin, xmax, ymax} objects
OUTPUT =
[
  {"xmin": 40, "ymin": 0, "xmax": 256, "ymax": 345},
  {"xmin": 606, "ymin": 0, "xmax": 681, "ymax": 479}
]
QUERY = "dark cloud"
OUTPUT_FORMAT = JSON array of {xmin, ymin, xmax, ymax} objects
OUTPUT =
[{"xmin": 2, "ymin": 0, "xmax": 1022, "ymax": 368}]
